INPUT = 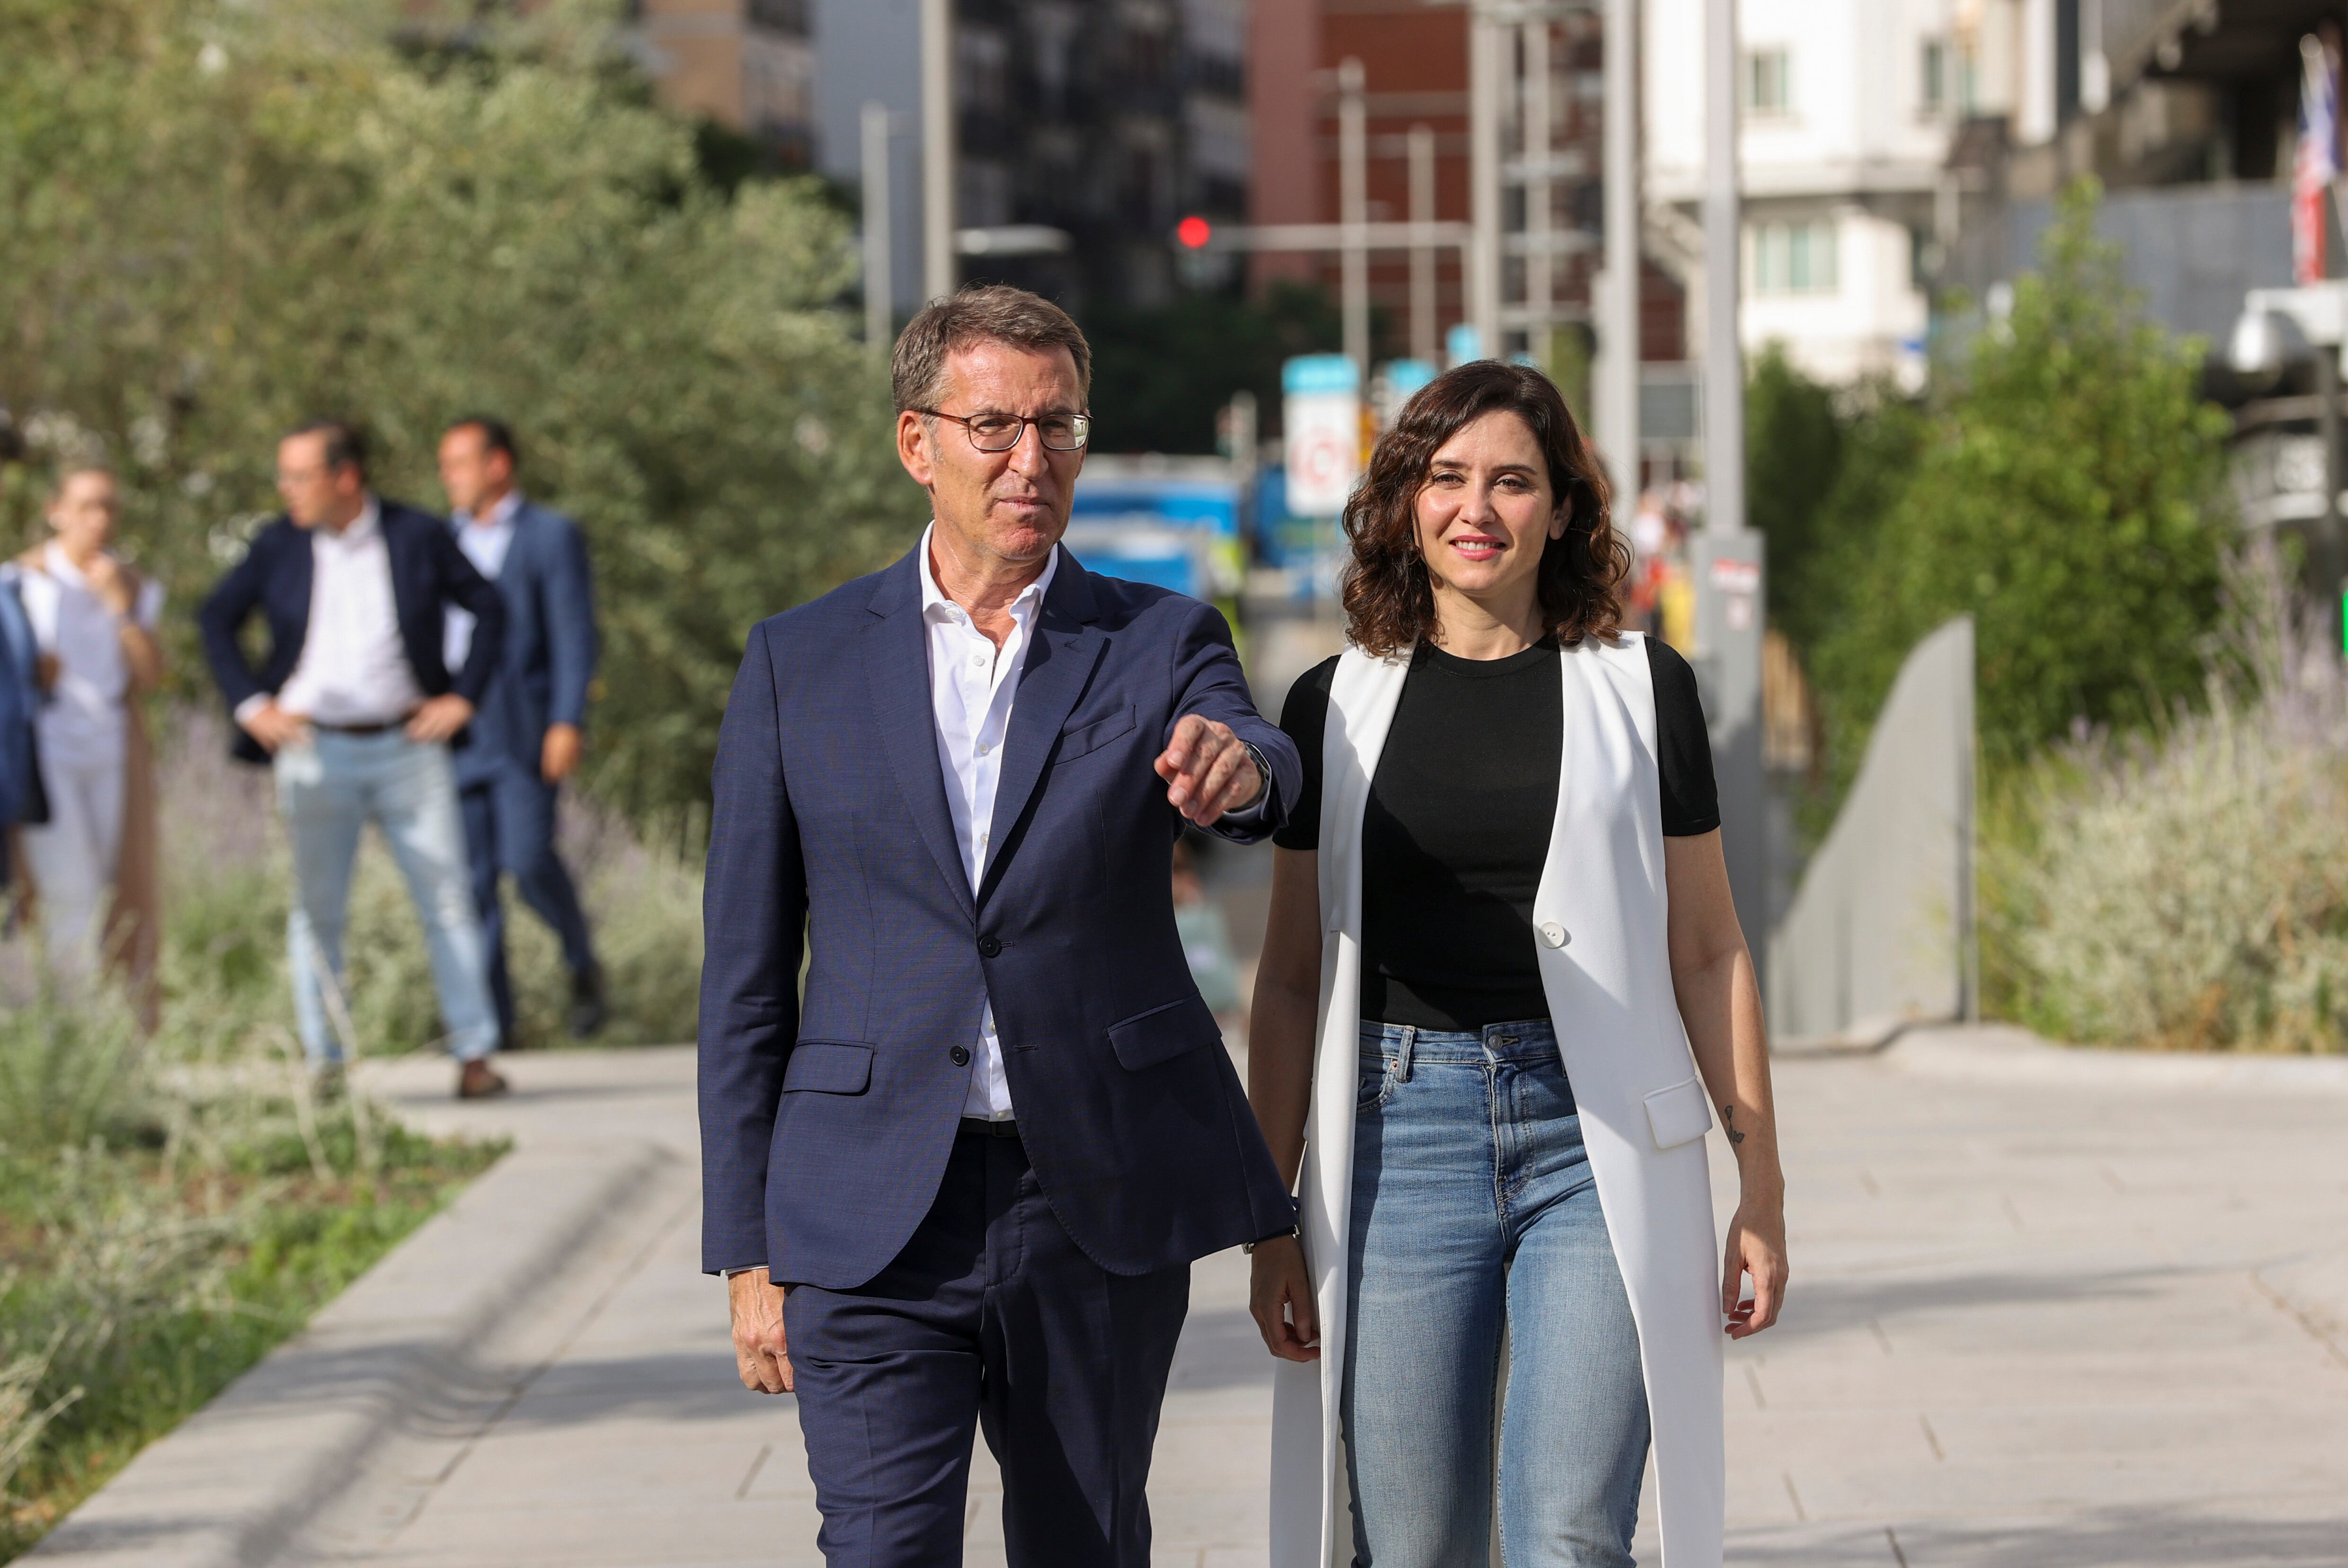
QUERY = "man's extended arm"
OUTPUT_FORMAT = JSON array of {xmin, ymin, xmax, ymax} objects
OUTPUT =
[
  {"xmin": 699, "ymin": 619, "xmax": 807, "ymax": 1276},
  {"xmin": 1163, "ymin": 600, "xmax": 1301, "ymax": 843}
]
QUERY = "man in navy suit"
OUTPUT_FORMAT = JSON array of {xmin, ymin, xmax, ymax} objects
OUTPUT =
[
  {"xmin": 436, "ymin": 417, "xmax": 605, "ymax": 1046},
  {"xmin": 701, "ymin": 286, "xmax": 1300, "ymax": 1566},
  {"xmin": 199, "ymin": 421, "xmax": 510, "ymax": 1098}
]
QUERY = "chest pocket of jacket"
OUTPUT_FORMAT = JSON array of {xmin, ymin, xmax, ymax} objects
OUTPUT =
[{"xmin": 1054, "ymin": 702, "xmax": 1136, "ymax": 765}]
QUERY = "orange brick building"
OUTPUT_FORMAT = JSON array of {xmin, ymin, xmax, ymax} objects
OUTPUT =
[{"xmin": 1247, "ymin": 0, "xmax": 1681, "ymax": 369}]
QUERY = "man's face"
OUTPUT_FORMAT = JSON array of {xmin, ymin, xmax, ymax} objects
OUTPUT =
[
  {"xmin": 896, "ymin": 341, "xmax": 1086, "ymax": 568},
  {"xmin": 276, "ymin": 432, "xmax": 363, "ymax": 529},
  {"xmin": 437, "ymin": 425, "xmax": 513, "ymax": 518},
  {"xmin": 49, "ymin": 472, "xmax": 120, "ymax": 555}
]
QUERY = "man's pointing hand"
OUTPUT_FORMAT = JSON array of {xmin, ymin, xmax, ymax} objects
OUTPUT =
[{"xmin": 1155, "ymin": 713, "xmax": 1263, "ymax": 826}]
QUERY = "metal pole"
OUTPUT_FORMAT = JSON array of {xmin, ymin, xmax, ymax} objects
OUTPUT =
[
  {"xmin": 1469, "ymin": 3, "xmax": 1504, "ymax": 358},
  {"xmin": 1409, "ymin": 124, "xmax": 1439, "ymax": 363},
  {"xmin": 2318, "ymin": 346, "xmax": 2344, "ymax": 641},
  {"xmin": 1702, "ymin": 0, "xmax": 1743, "ymax": 539},
  {"xmin": 1699, "ymin": 0, "xmax": 1769, "ymax": 954},
  {"xmin": 920, "ymin": 0, "xmax": 956, "ymax": 302},
  {"xmin": 862, "ymin": 102, "xmax": 893, "ymax": 361},
  {"xmin": 1600, "ymin": 0, "xmax": 1641, "ymax": 504},
  {"xmin": 1340, "ymin": 58, "xmax": 1371, "ymax": 382},
  {"xmin": 1525, "ymin": 18, "xmax": 1555, "ymax": 371}
]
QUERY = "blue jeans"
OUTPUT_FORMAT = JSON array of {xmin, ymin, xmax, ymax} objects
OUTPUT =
[
  {"xmin": 1344, "ymin": 1019, "xmax": 1649, "ymax": 1568},
  {"xmin": 273, "ymin": 732, "xmax": 498, "ymax": 1064}
]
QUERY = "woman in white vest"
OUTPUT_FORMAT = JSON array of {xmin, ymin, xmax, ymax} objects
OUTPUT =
[{"xmin": 1245, "ymin": 362, "xmax": 1787, "ymax": 1568}]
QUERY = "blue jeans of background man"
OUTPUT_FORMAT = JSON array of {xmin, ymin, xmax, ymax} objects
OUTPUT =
[
  {"xmin": 459, "ymin": 762, "xmax": 599, "ymax": 1045},
  {"xmin": 273, "ymin": 731, "xmax": 498, "ymax": 1064},
  {"xmin": 1344, "ymin": 1019, "xmax": 1649, "ymax": 1568}
]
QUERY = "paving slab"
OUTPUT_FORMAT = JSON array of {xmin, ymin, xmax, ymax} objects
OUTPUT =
[{"xmin": 27, "ymin": 1029, "xmax": 2348, "ymax": 1566}]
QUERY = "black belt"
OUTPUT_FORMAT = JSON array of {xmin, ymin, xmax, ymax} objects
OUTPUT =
[
  {"xmin": 313, "ymin": 719, "xmax": 404, "ymax": 736},
  {"xmin": 958, "ymin": 1116, "xmax": 1022, "ymax": 1141}
]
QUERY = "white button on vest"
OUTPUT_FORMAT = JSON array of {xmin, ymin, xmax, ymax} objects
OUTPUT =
[{"xmin": 1539, "ymin": 921, "xmax": 1569, "ymax": 948}]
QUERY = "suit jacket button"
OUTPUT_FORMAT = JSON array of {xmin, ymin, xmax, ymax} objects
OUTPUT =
[
  {"xmin": 950, "ymin": 1045, "xmax": 971, "ymax": 1067},
  {"xmin": 977, "ymin": 935, "xmax": 1002, "ymax": 958},
  {"xmin": 1539, "ymin": 922, "xmax": 1568, "ymax": 948}
]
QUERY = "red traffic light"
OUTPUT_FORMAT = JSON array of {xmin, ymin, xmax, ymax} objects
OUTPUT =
[{"xmin": 1176, "ymin": 215, "xmax": 1213, "ymax": 250}]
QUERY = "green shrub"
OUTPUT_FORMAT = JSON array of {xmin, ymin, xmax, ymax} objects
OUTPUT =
[{"xmin": 1983, "ymin": 548, "xmax": 2348, "ymax": 1052}]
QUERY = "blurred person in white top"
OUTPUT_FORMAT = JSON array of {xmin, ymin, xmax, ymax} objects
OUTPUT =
[{"xmin": 13, "ymin": 469, "xmax": 163, "ymax": 979}]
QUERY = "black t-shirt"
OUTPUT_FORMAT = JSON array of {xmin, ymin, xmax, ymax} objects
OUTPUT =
[{"xmin": 1274, "ymin": 637, "xmax": 1719, "ymax": 1032}]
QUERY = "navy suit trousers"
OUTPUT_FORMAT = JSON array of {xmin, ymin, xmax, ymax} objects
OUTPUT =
[
  {"xmin": 458, "ymin": 764, "xmax": 597, "ymax": 1042},
  {"xmin": 783, "ymin": 1126, "xmax": 1189, "ymax": 1568}
]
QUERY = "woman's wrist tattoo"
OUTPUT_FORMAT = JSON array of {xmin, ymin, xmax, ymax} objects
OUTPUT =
[{"xmin": 1721, "ymin": 1105, "xmax": 1746, "ymax": 1144}]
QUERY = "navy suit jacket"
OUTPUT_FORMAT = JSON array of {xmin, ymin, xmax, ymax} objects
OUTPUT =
[
  {"xmin": 453, "ymin": 499, "xmax": 597, "ymax": 787},
  {"xmin": 197, "ymin": 499, "xmax": 507, "ymax": 764},
  {"xmin": 699, "ymin": 545, "xmax": 1303, "ymax": 1290}
]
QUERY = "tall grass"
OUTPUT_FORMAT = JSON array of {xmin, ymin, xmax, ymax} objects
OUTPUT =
[
  {"xmin": 1983, "ymin": 547, "xmax": 2348, "ymax": 1052},
  {"xmin": 149, "ymin": 709, "xmax": 701, "ymax": 1060}
]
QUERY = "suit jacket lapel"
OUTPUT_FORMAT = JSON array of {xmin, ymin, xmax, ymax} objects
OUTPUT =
[
  {"xmin": 864, "ymin": 552, "xmax": 977, "ymax": 921},
  {"xmin": 978, "ymin": 552, "xmax": 1104, "ymax": 907}
]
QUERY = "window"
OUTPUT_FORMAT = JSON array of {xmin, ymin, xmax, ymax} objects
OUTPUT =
[
  {"xmin": 1921, "ymin": 38, "xmax": 1947, "ymax": 116},
  {"xmin": 1743, "ymin": 48, "xmax": 1791, "ymax": 117},
  {"xmin": 1752, "ymin": 221, "xmax": 1839, "ymax": 296}
]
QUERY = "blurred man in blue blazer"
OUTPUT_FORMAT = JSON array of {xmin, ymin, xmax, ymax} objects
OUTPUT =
[
  {"xmin": 436, "ymin": 418, "xmax": 605, "ymax": 1046},
  {"xmin": 700, "ymin": 287, "xmax": 1300, "ymax": 1567}
]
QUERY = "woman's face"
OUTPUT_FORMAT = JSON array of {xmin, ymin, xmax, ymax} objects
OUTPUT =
[{"xmin": 1411, "ymin": 410, "xmax": 1563, "ymax": 607}]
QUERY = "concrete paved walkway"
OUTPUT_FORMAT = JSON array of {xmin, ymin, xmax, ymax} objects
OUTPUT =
[{"xmin": 43, "ymin": 1033, "xmax": 2348, "ymax": 1566}]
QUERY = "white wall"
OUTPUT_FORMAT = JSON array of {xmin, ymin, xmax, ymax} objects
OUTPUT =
[
  {"xmin": 1646, "ymin": 0, "xmax": 1958, "ymax": 200},
  {"xmin": 1644, "ymin": 0, "xmax": 1955, "ymax": 387}
]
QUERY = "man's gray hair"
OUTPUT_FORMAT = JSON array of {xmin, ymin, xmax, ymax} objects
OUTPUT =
[{"xmin": 890, "ymin": 285, "xmax": 1092, "ymax": 415}]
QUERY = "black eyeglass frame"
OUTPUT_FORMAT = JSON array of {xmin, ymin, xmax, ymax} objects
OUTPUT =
[{"xmin": 913, "ymin": 409, "xmax": 1093, "ymax": 454}]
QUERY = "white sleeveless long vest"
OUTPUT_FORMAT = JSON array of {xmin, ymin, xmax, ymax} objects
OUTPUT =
[{"xmin": 1267, "ymin": 633, "xmax": 1726, "ymax": 1568}]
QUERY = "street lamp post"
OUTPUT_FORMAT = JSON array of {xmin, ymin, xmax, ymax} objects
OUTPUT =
[
  {"xmin": 862, "ymin": 101, "xmax": 893, "ymax": 362},
  {"xmin": 1339, "ymin": 59, "xmax": 1371, "ymax": 383},
  {"xmin": 920, "ymin": 0, "xmax": 956, "ymax": 302},
  {"xmin": 1598, "ymin": 0, "xmax": 1641, "ymax": 507},
  {"xmin": 1694, "ymin": 0, "xmax": 1770, "ymax": 956}
]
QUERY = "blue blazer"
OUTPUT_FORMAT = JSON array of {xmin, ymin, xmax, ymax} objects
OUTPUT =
[
  {"xmin": 453, "ymin": 499, "xmax": 597, "ymax": 787},
  {"xmin": 0, "ymin": 575, "xmax": 41, "ymax": 844},
  {"xmin": 699, "ymin": 546, "xmax": 1303, "ymax": 1290},
  {"xmin": 197, "ymin": 500, "xmax": 507, "ymax": 765}
]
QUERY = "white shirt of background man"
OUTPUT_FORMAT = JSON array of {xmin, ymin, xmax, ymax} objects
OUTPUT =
[
  {"xmin": 237, "ymin": 497, "xmax": 425, "ymax": 729},
  {"xmin": 18, "ymin": 541, "xmax": 166, "ymax": 771},
  {"xmin": 444, "ymin": 490, "xmax": 520, "ymax": 674},
  {"xmin": 917, "ymin": 522, "xmax": 1059, "ymax": 1123}
]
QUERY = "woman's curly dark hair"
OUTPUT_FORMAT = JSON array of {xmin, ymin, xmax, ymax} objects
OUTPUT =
[{"xmin": 1340, "ymin": 360, "xmax": 1628, "ymax": 657}]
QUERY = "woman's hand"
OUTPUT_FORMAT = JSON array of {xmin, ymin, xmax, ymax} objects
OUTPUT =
[
  {"xmin": 1248, "ymin": 1234, "xmax": 1320, "ymax": 1362},
  {"xmin": 1721, "ymin": 1194, "xmax": 1788, "ymax": 1338}
]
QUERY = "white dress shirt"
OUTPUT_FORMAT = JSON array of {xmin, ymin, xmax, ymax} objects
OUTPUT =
[
  {"xmin": 444, "ymin": 490, "xmax": 521, "ymax": 672},
  {"xmin": 245, "ymin": 498, "xmax": 426, "ymax": 727},
  {"xmin": 918, "ymin": 524, "xmax": 1058, "ymax": 1122}
]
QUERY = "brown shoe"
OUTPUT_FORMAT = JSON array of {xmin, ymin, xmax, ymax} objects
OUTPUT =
[{"xmin": 456, "ymin": 1059, "xmax": 509, "ymax": 1100}]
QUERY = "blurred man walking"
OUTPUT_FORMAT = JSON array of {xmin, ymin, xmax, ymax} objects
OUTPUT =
[
  {"xmin": 10, "ymin": 469, "xmax": 164, "ymax": 994},
  {"xmin": 436, "ymin": 417, "xmax": 605, "ymax": 1046},
  {"xmin": 199, "ymin": 421, "xmax": 510, "ymax": 1098}
]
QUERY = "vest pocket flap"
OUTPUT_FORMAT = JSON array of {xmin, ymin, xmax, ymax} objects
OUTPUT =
[
  {"xmin": 1107, "ymin": 995, "xmax": 1218, "ymax": 1071},
  {"xmin": 1643, "ymin": 1076, "xmax": 1713, "ymax": 1149},
  {"xmin": 783, "ymin": 1041, "xmax": 874, "ymax": 1094}
]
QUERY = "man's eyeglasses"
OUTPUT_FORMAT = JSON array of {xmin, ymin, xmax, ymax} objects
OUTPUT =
[{"xmin": 916, "ymin": 410, "xmax": 1092, "ymax": 453}]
